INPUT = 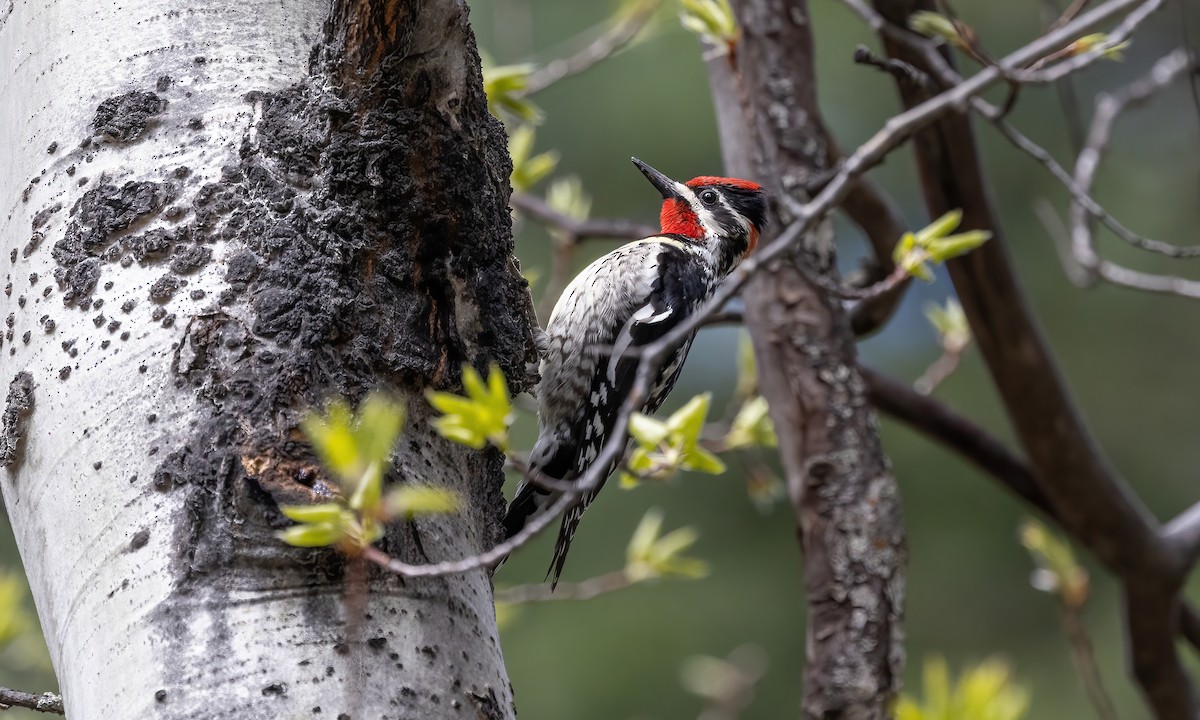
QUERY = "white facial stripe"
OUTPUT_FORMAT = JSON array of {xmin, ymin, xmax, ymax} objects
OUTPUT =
[
  {"xmin": 716, "ymin": 193, "xmax": 752, "ymax": 233},
  {"xmin": 674, "ymin": 183, "xmax": 721, "ymax": 240}
]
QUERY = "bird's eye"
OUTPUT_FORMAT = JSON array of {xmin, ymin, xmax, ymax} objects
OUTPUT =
[{"xmin": 699, "ymin": 189, "xmax": 719, "ymax": 205}]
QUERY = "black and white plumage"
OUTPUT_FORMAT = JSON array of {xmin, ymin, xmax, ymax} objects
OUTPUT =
[{"xmin": 502, "ymin": 158, "xmax": 768, "ymax": 588}]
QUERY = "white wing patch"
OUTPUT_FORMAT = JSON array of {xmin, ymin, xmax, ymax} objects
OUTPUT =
[{"xmin": 607, "ymin": 302, "xmax": 673, "ymax": 385}]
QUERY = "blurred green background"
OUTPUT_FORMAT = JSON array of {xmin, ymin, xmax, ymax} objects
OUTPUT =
[{"xmin": 4, "ymin": 1, "xmax": 1200, "ymax": 717}]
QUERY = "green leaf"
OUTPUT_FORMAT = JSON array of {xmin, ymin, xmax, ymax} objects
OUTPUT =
[
  {"xmin": 684, "ymin": 445, "xmax": 726, "ymax": 475},
  {"xmin": 908, "ymin": 11, "xmax": 963, "ymax": 48},
  {"xmin": 678, "ymin": 0, "xmax": 737, "ymax": 48},
  {"xmin": 387, "ymin": 485, "xmax": 460, "ymax": 518},
  {"xmin": 626, "ymin": 508, "xmax": 665, "ymax": 561},
  {"xmin": 1068, "ymin": 33, "xmax": 1131, "ymax": 61},
  {"xmin": 914, "ymin": 210, "xmax": 963, "ymax": 244},
  {"xmin": 301, "ymin": 394, "xmax": 406, "ymax": 489},
  {"xmin": 426, "ymin": 364, "xmax": 514, "ymax": 452},
  {"xmin": 629, "ymin": 412, "xmax": 669, "ymax": 447},
  {"xmin": 925, "ymin": 231, "xmax": 992, "ymax": 262},
  {"xmin": 354, "ymin": 394, "xmax": 407, "ymax": 468},
  {"xmin": 1020, "ymin": 518, "xmax": 1088, "ymax": 608},
  {"xmin": 482, "ymin": 62, "xmax": 542, "ymax": 124},
  {"xmin": 666, "ymin": 393, "xmax": 710, "ymax": 440},
  {"xmin": 508, "ymin": 125, "xmax": 558, "ymax": 191},
  {"xmin": 924, "ymin": 298, "xmax": 970, "ymax": 353},
  {"xmin": 280, "ymin": 503, "xmax": 347, "ymax": 524},
  {"xmin": 898, "ymin": 655, "xmax": 1031, "ymax": 720},
  {"xmin": 724, "ymin": 395, "xmax": 777, "ymax": 450},
  {"xmin": 301, "ymin": 401, "xmax": 359, "ymax": 479},
  {"xmin": 892, "ymin": 212, "xmax": 991, "ymax": 282},
  {"xmin": 545, "ymin": 175, "xmax": 592, "ymax": 226},
  {"xmin": 348, "ymin": 460, "xmax": 384, "ymax": 512},
  {"xmin": 626, "ymin": 509, "xmax": 710, "ymax": 581},
  {"xmin": 278, "ymin": 522, "xmax": 343, "ymax": 548}
]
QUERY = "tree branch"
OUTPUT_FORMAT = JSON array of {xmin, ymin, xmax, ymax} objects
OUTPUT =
[
  {"xmin": 870, "ymin": 0, "xmax": 1196, "ymax": 713},
  {"xmin": 521, "ymin": 0, "xmax": 658, "ymax": 95},
  {"xmin": 0, "ymin": 687, "xmax": 64, "ymax": 715},
  {"xmin": 863, "ymin": 364, "xmax": 1200, "ymax": 660},
  {"xmin": 1071, "ymin": 48, "xmax": 1200, "ymax": 293},
  {"xmin": 511, "ymin": 192, "xmax": 655, "ymax": 241},
  {"xmin": 494, "ymin": 569, "xmax": 632, "ymax": 604}
]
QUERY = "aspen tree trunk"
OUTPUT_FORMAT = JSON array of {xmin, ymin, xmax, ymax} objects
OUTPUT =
[{"xmin": 0, "ymin": 1, "xmax": 535, "ymax": 718}]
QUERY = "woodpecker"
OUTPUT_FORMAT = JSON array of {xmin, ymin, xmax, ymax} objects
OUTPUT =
[{"xmin": 503, "ymin": 157, "xmax": 768, "ymax": 588}]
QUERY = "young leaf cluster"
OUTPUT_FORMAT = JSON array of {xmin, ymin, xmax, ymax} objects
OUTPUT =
[
  {"xmin": 621, "ymin": 393, "xmax": 726, "ymax": 487},
  {"xmin": 279, "ymin": 394, "xmax": 458, "ymax": 552},
  {"xmin": 1020, "ymin": 519, "xmax": 1089, "ymax": 608},
  {"xmin": 426, "ymin": 365, "xmax": 514, "ymax": 453},
  {"xmin": 897, "ymin": 656, "xmax": 1031, "ymax": 720},
  {"xmin": 893, "ymin": 210, "xmax": 992, "ymax": 282},
  {"xmin": 924, "ymin": 298, "xmax": 970, "ymax": 354}
]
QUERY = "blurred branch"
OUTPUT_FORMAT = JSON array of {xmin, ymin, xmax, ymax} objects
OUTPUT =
[
  {"xmin": 863, "ymin": 364, "xmax": 1200, "ymax": 659},
  {"xmin": 1013, "ymin": 0, "xmax": 1164, "ymax": 82},
  {"xmin": 1061, "ymin": 597, "xmax": 1121, "ymax": 720},
  {"xmin": 511, "ymin": 192, "xmax": 654, "ymax": 241},
  {"xmin": 522, "ymin": 0, "xmax": 659, "ymax": 95},
  {"xmin": 912, "ymin": 346, "xmax": 963, "ymax": 394},
  {"xmin": 0, "ymin": 687, "xmax": 64, "ymax": 715},
  {"xmin": 869, "ymin": 0, "xmax": 1196, "ymax": 713},
  {"xmin": 823, "ymin": 142, "xmax": 914, "ymax": 336},
  {"xmin": 861, "ymin": 365, "xmax": 1054, "ymax": 515},
  {"xmin": 1164, "ymin": 501, "xmax": 1200, "ymax": 570},
  {"xmin": 511, "ymin": 191, "xmax": 655, "ymax": 318},
  {"xmin": 848, "ymin": 15, "xmax": 1199, "ymax": 269},
  {"xmin": 494, "ymin": 569, "xmax": 632, "ymax": 603},
  {"xmin": 1070, "ymin": 49, "xmax": 1200, "ymax": 296}
]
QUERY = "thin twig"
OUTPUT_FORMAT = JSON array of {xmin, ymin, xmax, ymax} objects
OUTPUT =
[
  {"xmin": 0, "ymin": 687, "xmax": 64, "ymax": 715},
  {"xmin": 861, "ymin": 364, "xmax": 1200, "ymax": 657},
  {"xmin": 1061, "ymin": 604, "xmax": 1121, "ymax": 720},
  {"xmin": 846, "ymin": 2, "xmax": 1199, "ymax": 264},
  {"xmin": 1012, "ymin": 0, "xmax": 1165, "ymax": 83},
  {"xmin": 511, "ymin": 192, "xmax": 655, "ymax": 241},
  {"xmin": 912, "ymin": 348, "xmax": 963, "ymax": 394},
  {"xmin": 522, "ymin": 0, "xmax": 659, "ymax": 95},
  {"xmin": 1163, "ymin": 501, "xmax": 1200, "ymax": 571},
  {"xmin": 1071, "ymin": 48, "xmax": 1200, "ymax": 296},
  {"xmin": 494, "ymin": 569, "xmax": 632, "ymax": 603},
  {"xmin": 363, "ymin": 0, "xmax": 1166, "ymax": 580},
  {"xmin": 1051, "ymin": 0, "xmax": 1094, "ymax": 30}
]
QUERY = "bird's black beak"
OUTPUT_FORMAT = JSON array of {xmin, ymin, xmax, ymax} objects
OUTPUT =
[{"xmin": 631, "ymin": 157, "xmax": 682, "ymax": 200}]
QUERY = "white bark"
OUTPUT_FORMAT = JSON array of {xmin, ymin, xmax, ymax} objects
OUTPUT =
[{"xmin": 0, "ymin": 1, "xmax": 521, "ymax": 718}]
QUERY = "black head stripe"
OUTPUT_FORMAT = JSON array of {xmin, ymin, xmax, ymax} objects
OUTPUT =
[{"xmin": 719, "ymin": 185, "xmax": 769, "ymax": 232}]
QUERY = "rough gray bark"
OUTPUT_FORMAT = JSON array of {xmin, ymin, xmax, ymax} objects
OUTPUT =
[
  {"xmin": 0, "ymin": 1, "xmax": 535, "ymax": 718},
  {"xmin": 705, "ymin": 1, "xmax": 906, "ymax": 717}
]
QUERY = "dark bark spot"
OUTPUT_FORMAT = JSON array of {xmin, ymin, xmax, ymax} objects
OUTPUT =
[
  {"xmin": 0, "ymin": 372, "xmax": 34, "ymax": 469},
  {"xmin": 22, "ymin": 233, "xmax": 42, "ymax": 258},
  {"xmin": 155, "ymin": 75, "xmax": 173, "ymax": 92},
  {"xmin": 31, "ymin": 203, "xmax": 62, "ymax": 230},
  {"xmin": 169, "ymin": 244, "xmax": 212, "ymax": 275},
  {"xmin": 47, "ymin": 142, "xmax": 58, "ymax": 154},
  {"xmin": 129, "ymin": 528, "xmax": 151, "ymax": 551},
  {"xmin": 93, "ymin": 91, "xmax": 167, "ymax": 142},
  {"xmin": 149, "ymin": 275, "xmax": 183, "ymax": 302}
]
